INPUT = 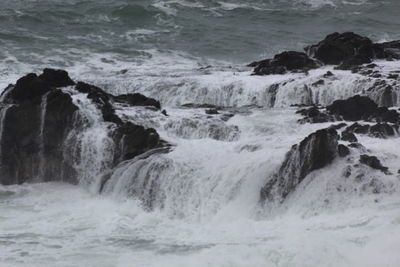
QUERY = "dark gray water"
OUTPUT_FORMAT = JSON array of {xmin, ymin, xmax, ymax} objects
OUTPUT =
[{"xmin": 1, "ymin": 0, "xmax": 399, "ymax": 78}]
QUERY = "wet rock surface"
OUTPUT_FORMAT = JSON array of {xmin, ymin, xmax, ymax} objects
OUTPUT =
[
  {"xmin": 251, "ymin": 51, "xmax": 318, "ymax": 75},
  {"xmin": 250, "ymin": 32, "xmax": 400, "ymax": 76},
  {"xmin": 297, "ymin": 95, "xmax": 400, "ymax": 125},
  {"xmin": 0, "ymin": 69, "xmax": 166, "ymax": 185},
  {"xmin": 359, "ymin": 154, "xmax": 389, "ymax": 174},
  {"xmin": 260, "ymin": 128, "xmax": 339, "ymax": 202}
]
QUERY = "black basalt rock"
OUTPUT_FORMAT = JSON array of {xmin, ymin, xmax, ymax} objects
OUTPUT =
[
  {"xmin": 296, "ymin": 106, "xmax": 334, "ymax": 123},
  {"xmin": 338, "ymin": 144, "xmax": 350, "ymax": 157},
  {"xmin": 0, "ymin": 86, "xmax": 79, "ymax": 185},
  {"xmin": 335, "ymin": 54, "xmax": 371, "ymax": 70},
  {"xmin": 341, "ymin": 131, "xmax": 358, "ymax": 142},
  {"xmin": 306, "ymin": 32, "xmax": 376, "ymax": 65},
  {"xmin": 344, "ymin": 123, "xmax": 370, "ymax": 135},
  {"xmin": 359, "ymin": 154, "xmax": 389, "ymax": 174},
  {"xmin": 260, "ymin": 128, "xmax": 339, "ymax": 202},
  {"xmin": 111, "ymin": 122, "xmax": 162, "ymax": 162},
  {"xmin": 0, "ymin": 69, "xmax": 167, "ymax": 186},
  {"xmin": 114, "ymin": 93, "xmax": 161, "ymax": 109},
  {"xmin": 369, "ymin": 123, "xmax": 398, "ymax": 138},
  {"xmin": 10, "ymin": 73, "xmax": 51, "ymax": 102},
  {"xmin": 327, "ymin": 95, "xmax": 378, "ymax": 121},
  {"xmin": 252, "ymin": 51, "xmax": 318, "ymax": 75},
  {"xmin": 38, "ymin": 68, "xmax": 75, "ymax": 88}
]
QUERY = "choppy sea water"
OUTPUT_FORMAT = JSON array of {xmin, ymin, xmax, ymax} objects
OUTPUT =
[
  {"xmin": 1, "ymin": 0, "xmax": 400, "ymax": 84},
  {"xmin": 1, "ymin": 0, "xmax": 400, "ymax": 266}
]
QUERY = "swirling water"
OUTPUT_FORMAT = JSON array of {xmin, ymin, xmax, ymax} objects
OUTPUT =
[{"xmin": 1, "ymin": 1, "xmax": 400, "ymax": 266}]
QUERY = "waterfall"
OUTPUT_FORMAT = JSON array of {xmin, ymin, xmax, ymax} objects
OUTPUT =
[
  {"xmin": 63, "ymin": 91, "xmax": 116, "ymax": 193},
  {"xmin": 0, "ymin": 104, "xmax": 11, "ymax": 161},
  {"xmin": 37, "ymin": 92, "xmax": 50, "ymax": 180}
]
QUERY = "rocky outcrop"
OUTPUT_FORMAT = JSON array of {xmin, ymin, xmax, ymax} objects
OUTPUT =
[
  {"xmin": 296, "ymin": 106, "xmax": 335, "ymax": 124},
  {"xmin": 296, "ymin": 95, "xmax": 400, "ymax": 124},
  {"xmin": 341, "ymin": 131, "xmax": 358, "ymax": 142},
  {"xmin": 0, "ymin": 73, "xmax": 78, "ymax": 185},
  {"xmin": 305, "ymin": 32, "xmax": 383, "ymax": 65},
  {"xmin": 0, "ymin": 69, "xmax": 166, "ymax": 185},
  {"xmin": 250, "ymin": 51, "xmax": 318, "ymax": 75},
  {"xmin": 327, "ymin": 95, "xmax": 378, "ymax": 121},
  {"xmin": 338, "ymin": 144, "xmax": 350, "ymax": 157},
  {"xmin": 359, "ymin": 154, "xmax": 389, "ymax": 174},
  {"xmin": 250, "ymin": 32, "xmax": 400, "ymax": 75},
  {"xmin": 260, "ymin": 128, "xmax": 339, "ymax": 202},
  {"xmin": 343, "ymin": 122, "xmax": 398, "ymax": 139},
  {"xmin": 114, "ymin": 94, "xmax": 160, "ymax": 109}
]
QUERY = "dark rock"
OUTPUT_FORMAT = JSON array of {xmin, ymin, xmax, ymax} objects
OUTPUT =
[
  {"xmin": 369, "ymin": 123, "xmax": 397, "ymax": 138},
  {"xmin": 373, "ymin": 107, "xmax": 399, "ymax": 123},
  {"xmin": 0, "ymin": 70, "xmax": 167, "ymax": 186},
  {"xmin": 297, "ymin": 106, "xmax": 334, "ymax": 123},
  {"xmin": 75, "ymin": 82, "xmax": 119, "ymax": 124},
  {"xmin": 338, "ymin": 144, "xmax": 350, "ymax": 157},
  {"xmin": 378, "ymin": 40, "xmax": 400, "ymax": 59},
  {"xmin": 6, "ymin": 69, "xmax": 76, "ymax": 103},
  {"xmin": 114, "ymin": 93, "xmax": 161, "ymax": 109},
  {"xmin": 252, "ymin": 51, "xmax": 318, "ymax": 75},
  {"xmin": 306, "ymin": 32, "xmax": 375, "ymax": 65},
  {"xmin": 359, "ymin": 154, "xmax": 389, "ymax": 174},
  {"xmin": 38, "ymin": 68, "xmax": 75, "ymax": 88},
  {"xmin": 365, "ymin": 63, "xmax": 378, "ymax": 68},
  {"xmin": 348, "ymin": 142, "xmax": 366, "ymax": 150},
  {"xmin": 260, "ymin": 128, "xmax": 339, "ymax": 202},
  {"xmin": 335, "ymin": 55, "xmax": 371, "ymax": 70},
  {"xmin": 205, "ymin": 108, "xmax": 219, "ymax": 115},
  {"xmin": 102, "ymin": 101, "xmax": 123, "ymax": 124},
  {"xmin": 161, "ymin": 109, "xmax": 168, "ymax": 116},
  {"xmin": 327, "ymin": 95, "xmax": 377, "ymax": 121},
  {"xmin": 0, "ymin": 88, "xmax": 78, "ymax": 185},
  {"xmin": 10, "ymin": 73, "xmax": 51, "ymax": 102},
  {"xmin": 341, "ymin": 131, "xmax": 358, "ymax": 142},
  {"xmin": 323, "ymin": 71, "xmax": 334, "ymax": 78},
  {"xmin": 111, "ymin": 122, "xmax": 162, "ymax": 162},
  {"xmin": 330, "ymin": 123, "xmax": 347, "ymax": 130},
  {"xmin": 345, "ymin": 123, "xmax": 370, "ymax": 134}
]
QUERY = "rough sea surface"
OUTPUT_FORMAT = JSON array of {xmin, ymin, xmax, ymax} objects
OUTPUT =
[{"xmin": 1, "ymin": 1, "xmax": 400, "ymax": 266}]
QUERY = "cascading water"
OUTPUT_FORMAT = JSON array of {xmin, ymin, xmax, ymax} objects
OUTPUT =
[{"xmin": 63, "ymin": 91, "xmax": 116, "ymax": 192}]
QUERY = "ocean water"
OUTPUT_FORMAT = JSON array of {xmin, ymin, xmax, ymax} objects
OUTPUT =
[
  {"xmin": 1, "ymin": 0, "xmax": 400, "ymax": 266},
  {"xmin": 1, "ymin": 0, "xmax": 400, "ymax": 83}
]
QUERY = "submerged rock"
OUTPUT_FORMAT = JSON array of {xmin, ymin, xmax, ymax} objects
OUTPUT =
[{"xmin": 260, "ymin": 128, "xmax": 339, "ymax": 202}]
